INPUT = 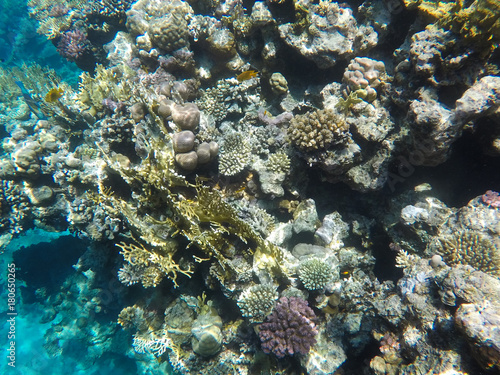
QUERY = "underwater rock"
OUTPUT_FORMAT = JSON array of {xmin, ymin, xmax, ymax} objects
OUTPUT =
[
  {"xmin": 130, "ymin": 102, "xmax": 146, "ymax": 122},
  {"xmin": 455, "ymin": 301, "xmax": 500, "ymax": 371},
  {"xmin": 191, "ymin": 313, "xmax": 223, "ymax": 357},
  {"xmin": 454, "ymin": 75, "xmax": 500, "ymax": 123},
  {"xmin": 314, "ymin": 212, "xmax": 350, "ymax": 250},
  {"xmin": 277, "ymin": 2, "xmax": 377, "ymax": 68},
  {"xmin": 304, "ymin": 330, "xmax": 346, "ymax": 375},
  {"xmin": 27, "ymin": 186, "xmax": 54, "ymax": 205},
  {"xmin": 293, "ymin": 199, "xmax": 319, "ymax": 234}
]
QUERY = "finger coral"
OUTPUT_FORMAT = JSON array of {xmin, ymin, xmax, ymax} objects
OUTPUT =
[{"xmin": 258, "ymin": 296, "xmax": 318, "ymax": 358}]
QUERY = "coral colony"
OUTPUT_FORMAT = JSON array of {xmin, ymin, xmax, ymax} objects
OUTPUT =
[{"xmin": 0, "ymin": 0, "xmax": 499, "ymax": 374}]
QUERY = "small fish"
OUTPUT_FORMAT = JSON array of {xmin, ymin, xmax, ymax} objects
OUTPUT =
[
  {"xmin": 236, "ymin": 70, "xmax": 258, "ymax": 82},
  {"xmin": 45, "ymin": 87, "xmax": 64, "ymax": 103},
  {"xmin": 15, "ymin": 81, "xmax": 48, "ymax": 120}
]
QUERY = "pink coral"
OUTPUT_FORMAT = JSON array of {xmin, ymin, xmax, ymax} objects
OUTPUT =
[
  {"xmin": 57, "ymin": 29, "xmax": 88, "ymax": 62},
  {"xmin": 481, "ymin": 190, "xmax": 500, "ymax": 208},
  {"xmin": 258, "ymin": 296, "xmax": 317, "ymax": 358}
]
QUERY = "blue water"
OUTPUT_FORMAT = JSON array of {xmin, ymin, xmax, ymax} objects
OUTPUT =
[{"xmin": 0, "ymin": 229, "xmax": 174, "ymax": 374}]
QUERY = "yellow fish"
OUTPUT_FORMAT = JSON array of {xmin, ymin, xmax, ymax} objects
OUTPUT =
[
  {"xmin": 236, "ymin": 70, "xmax": 258, "ymax": 82},
  {"xmin": 45, "ymin": 87, "xmax": 64, "ymax": 103}
]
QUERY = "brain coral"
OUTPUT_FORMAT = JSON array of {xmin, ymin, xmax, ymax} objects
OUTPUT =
[
  {"xmin": 258, "ymin": 296, "xmax": 317, "ymax": 358},
  {"xmin": 428, "ymin": 230, "xmax": 500, "ymax": 276},
  {"xmin": 298, "ymin": 258, "xmax": 334, "ymax": 291},
  {"xmin": 148, "ymin": 12, "xmax": 189, "ymax": 52},
  {"xmin": 287, "ymin": 109, "xmax": 349, "ymax": 152},
  {"xmin": 237, "ymin": 284, "xmax": 278, "ymax": 323}
]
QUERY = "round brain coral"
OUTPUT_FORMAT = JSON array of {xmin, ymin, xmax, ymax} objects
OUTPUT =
[
  {"xmin": 287, "ymin": 109, "xmax": 349, "ymax": 152},
  {"xmin": 298, "ymin": 258, "xmax": 334, "ymax": 290},
  {"xmin": 258, "ymin": 296, "xmax": 317, "ymax": 358}
]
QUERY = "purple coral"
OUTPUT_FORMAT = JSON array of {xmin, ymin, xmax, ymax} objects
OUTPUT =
[
  {"xmin": 481, "ymin": 190, "xmax": 500, "ymax": 208},
  {"xmin": 57, "ymin": 30, "xmax": 88, "ymax": 62},
  {"xmin": 258, "ymin": 296, "xmax": 318, "ymax": 358}
]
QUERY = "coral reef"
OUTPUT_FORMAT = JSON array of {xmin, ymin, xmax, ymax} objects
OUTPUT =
[{"xmin": 3, "ymin": 0, "xmax": 500, "ymax": 374}]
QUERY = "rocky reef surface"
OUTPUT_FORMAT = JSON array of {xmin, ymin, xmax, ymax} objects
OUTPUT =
[{"xmin": 0, "ymin": 0, "xmax": 499, "ymax": 374}]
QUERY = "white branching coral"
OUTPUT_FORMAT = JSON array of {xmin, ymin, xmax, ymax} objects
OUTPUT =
[{"xmin": 237, "ymin": 284, "xmax": 278, "ymax": 323}]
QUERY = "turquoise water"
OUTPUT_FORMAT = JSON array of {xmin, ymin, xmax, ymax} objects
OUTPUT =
[{"xmin": 1, "ymin": 230, "xmax": 164, "ymax": 374}]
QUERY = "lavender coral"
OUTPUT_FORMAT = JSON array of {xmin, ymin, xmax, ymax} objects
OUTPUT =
[
  {"xmin": 57, "ymin": 29, "xmax": 88, "ymax": 62},
  {"xmin": 258, "ymin": 296, "xmax": 318, "ymax": 358}
]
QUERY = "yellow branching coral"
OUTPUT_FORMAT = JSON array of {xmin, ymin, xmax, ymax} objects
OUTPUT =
[
  {"xmin": 77, "ymin": 64, "xmax": 135, "ymax": 113},
  {"xmin": 406, "ymin": 0, "xmax": 500, "ymax": 55},
  {"xmin": 27, "ymin": 0, "xmax": 86, "ymax": 39},
  {"xmin": 117, "ymin": 241, "xmax": 193, "ymax": 288}
]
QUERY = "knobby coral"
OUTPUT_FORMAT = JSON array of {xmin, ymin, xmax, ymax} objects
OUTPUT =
[
  {"xmin": 258, "ymin": 296, "xmax": 318, "ymax": 358},
  {"xmin": 287, "ymin": 109, "xmax": 349, "ymax": 152},
  {"xmin": 57, "ymin": 29, "xmax": 89, "ymax": 62}
]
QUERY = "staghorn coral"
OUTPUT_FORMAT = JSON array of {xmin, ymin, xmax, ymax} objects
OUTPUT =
[
  {"xmin": 117, "ymin": 240, "xmax": 193, "ymax": 288},
  {"xmin": 428, "ymin": 230, "xmax": 500, "ymax": 276},
  {"xmin": 265, "ymin": 152, "xmax": 291, "ymax": 175},
  {"xmin": 258, "ymin": 296, "xmax": 318, "ymax": 358},
  {"xmin": 287, "ymin": 108, "xmax": 349, "ymax": 152},
  {"xmin": 298, "ymin": 258, "xmax": 334, "ymax": 291},
  {"xmin": 237, "ymin": 284, "xmax": 278, "ymax": 323}
]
